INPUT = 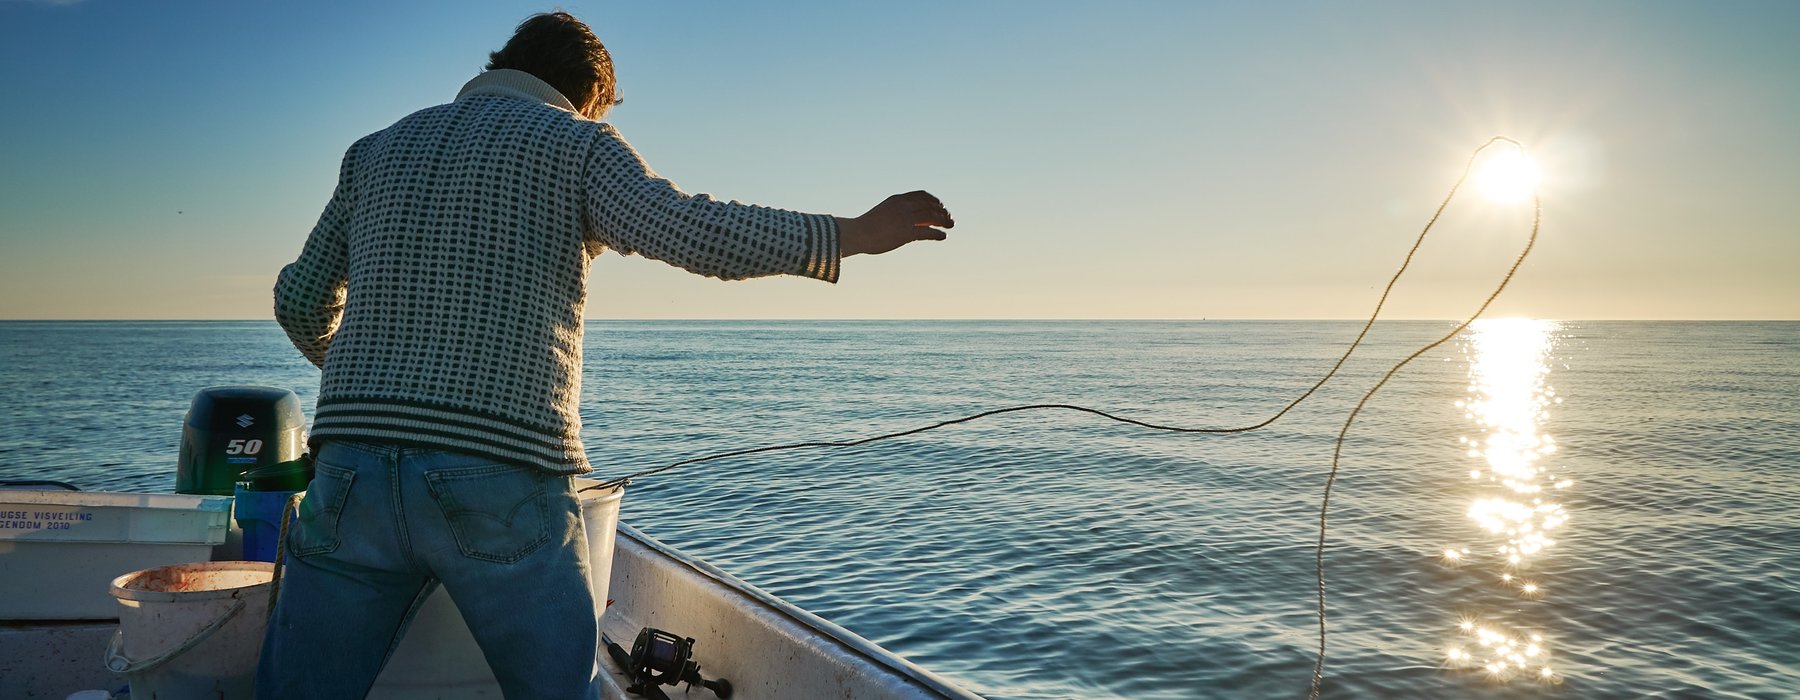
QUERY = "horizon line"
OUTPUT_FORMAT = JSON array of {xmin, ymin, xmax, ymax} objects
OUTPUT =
[{"xmin": 2, "ymin": 317, "xmax": 1795, "ymax": 323}]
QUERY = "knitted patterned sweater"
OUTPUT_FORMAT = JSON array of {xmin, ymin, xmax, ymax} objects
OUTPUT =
[{"xmin": 274, "ymin": 69, "xmax": 840, "ymax": 474}]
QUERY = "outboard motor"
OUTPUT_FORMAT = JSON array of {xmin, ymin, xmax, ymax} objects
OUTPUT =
[{"xmin": 176, "ymin": 386, "xmax": 306, "ymax": 496}]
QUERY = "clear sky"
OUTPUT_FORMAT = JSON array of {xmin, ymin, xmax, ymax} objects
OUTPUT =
[{"xmin": 2, "ymin": 0, "xmax": 1796, "ymax": 320}]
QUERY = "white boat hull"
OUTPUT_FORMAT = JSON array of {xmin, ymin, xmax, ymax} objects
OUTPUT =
[{"xmin": 0, "ymin": 518, "xmax": 982, "ymax": 699}]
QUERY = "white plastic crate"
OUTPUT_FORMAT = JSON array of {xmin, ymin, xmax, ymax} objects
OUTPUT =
[{"xmin": 0, "ymin": 489, "xmax": 232, "ymax": 620}]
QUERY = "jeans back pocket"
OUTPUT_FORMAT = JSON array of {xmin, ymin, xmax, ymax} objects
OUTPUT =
[
  {"xmin": 289, "ymin": 463, "xmax": 355, "ymax": 557},
  {"xmin": 424, "ymin": 464, "xmax": 551, "ymax": 564}
]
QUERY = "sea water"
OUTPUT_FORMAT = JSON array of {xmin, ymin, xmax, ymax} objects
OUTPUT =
[{"xmin": 1, "ymin": 320, "xmax": 1795, "ymax": 699}]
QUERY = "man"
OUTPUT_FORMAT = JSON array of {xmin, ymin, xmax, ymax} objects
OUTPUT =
[{"xmin": 263, "ymin": 11, "xmax": 951, "ymax": 698}]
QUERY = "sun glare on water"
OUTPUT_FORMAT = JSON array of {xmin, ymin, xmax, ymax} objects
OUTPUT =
[
  {"xmin": 1439, "ymin": 318, "xmax": 1569, "ymax": 686},
  {"xmin": 1474, "ymin": 150, "xmax": 1542, "ymax": 203}
]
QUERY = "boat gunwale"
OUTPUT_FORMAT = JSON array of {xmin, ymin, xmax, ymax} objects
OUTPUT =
[{"xmin": 616, "ymin": 522, "xmax": 986, "ymax": 700}]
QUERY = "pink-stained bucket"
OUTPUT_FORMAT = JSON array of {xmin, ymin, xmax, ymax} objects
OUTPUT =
[{"xmin": 106, "ymin": 561, "xmax": 275, "ymax": 699}]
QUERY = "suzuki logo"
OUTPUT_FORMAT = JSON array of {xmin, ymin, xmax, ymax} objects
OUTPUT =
[{"xmin": 236, "ymin": 414, "xmax": 255, "ymax": 428}]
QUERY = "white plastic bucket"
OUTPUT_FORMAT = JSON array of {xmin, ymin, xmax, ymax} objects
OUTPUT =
[
  {"xmin": 106, "ymin": 561, "xmax": 274, "ymax": 699},
  {"xmin": 369, "ymin": 481, "xmax": 624, "ymax": 698}
]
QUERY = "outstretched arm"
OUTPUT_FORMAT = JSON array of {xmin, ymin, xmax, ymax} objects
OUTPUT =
[
  {"xmin": 583, "ymin": 124, "xmax": 952, "ymax": 282},
  {"xmin": 583, "ymin": 124, "xmax": 840, "ymax": 281}
]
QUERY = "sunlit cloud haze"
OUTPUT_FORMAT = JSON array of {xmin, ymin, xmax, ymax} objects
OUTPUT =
[{"xmin": 2, "ymin": 1, "xmax": 1796, "ymax": 319}]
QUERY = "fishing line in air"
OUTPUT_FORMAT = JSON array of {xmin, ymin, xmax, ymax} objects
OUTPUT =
[{"xmin": 582, "ymin": 136, "xmax": 1543, "ymax": 699}]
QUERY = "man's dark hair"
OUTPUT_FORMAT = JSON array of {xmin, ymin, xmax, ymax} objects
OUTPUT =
[{"xmin": 486, "ymin": 12, "xmax": 617, "ymax": 117}]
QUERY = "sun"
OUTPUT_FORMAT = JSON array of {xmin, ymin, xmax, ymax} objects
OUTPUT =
[{"xmin": 1474, "ymin": 149, "xmax": 1542, "ymax": 203}]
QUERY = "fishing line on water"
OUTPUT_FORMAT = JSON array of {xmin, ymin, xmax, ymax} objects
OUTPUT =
[{"xmin": 582, "ymin": 136, "xmax": 1542, "ymax": 699}]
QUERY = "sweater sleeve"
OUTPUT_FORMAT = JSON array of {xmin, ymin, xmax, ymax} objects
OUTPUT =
[
  {"xmin": 273, "ymin": 147, "xmax": 355, "ymax": 368},
  {"xmin": 581, "ymin": 123, "xmax": 840, "ymax": 283}
]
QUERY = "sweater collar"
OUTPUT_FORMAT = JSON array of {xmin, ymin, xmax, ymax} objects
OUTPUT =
[{"xmin": 457, "ymin": 69, "xmax": 581, "ymax": 115}]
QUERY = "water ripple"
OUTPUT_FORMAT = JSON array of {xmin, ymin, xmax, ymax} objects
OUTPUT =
[{"xmin": 2, "ymin": 321, "xmax": 1796, "ymax": 698}]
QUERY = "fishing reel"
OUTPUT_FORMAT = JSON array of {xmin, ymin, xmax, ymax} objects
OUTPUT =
[{"xmin": 607, "ymin": 626, "xmax": 733, "ymax": 699}]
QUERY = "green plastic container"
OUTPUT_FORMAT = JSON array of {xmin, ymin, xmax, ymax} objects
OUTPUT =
[{"xmin": 239, "ymin": 458, "xmax": 314, "ymax": 493}]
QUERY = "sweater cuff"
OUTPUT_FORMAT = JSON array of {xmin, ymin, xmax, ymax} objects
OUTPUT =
[{"xmin": 804, "ymin": 213, "xmax": 841, "ymax": 284}]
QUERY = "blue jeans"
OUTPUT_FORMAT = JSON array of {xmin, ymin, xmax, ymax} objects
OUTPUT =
[{"xmin": 256, "ymin": 441, "xmax": 601, "ymax": 699}]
